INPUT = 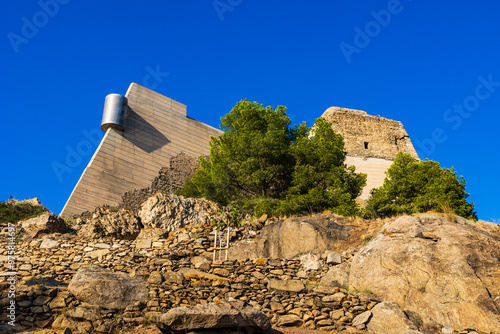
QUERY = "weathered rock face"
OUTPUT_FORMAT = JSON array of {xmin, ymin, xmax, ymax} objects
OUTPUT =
[
  {"xmin": 4, "ymin": 196, "xmax": 497, "ymax": 333},
  {"xmin": 349, "ymin": 214, "xmax": 500, "ymax": 332},
  {"xmin": 20, "ymin": 213, "xmax": 67, "ymax": 238},
  {"xmin": 318, "ymin": 261, "xmax": 350, "ymax": 291},
  {"xmin": 230, "ymin": 214, "xmax": 353, "ymax": 260},
  {"xmin": 138, "ymin": 193, "xmax": 221, "ymax": 236},
  {"xmin": 156, "ymin": 301, "xmax": 271, "ymax": 333},
  {"xmin": 366, "ymin": 301, "xmax": 419, "ymax": 334},
  {"xmin": 72, "ymin": 207, "xmax": 142, "ymax": 239},
  {"xmin": 68, "ymin": 265, "xmax": 148, "ymax": 309}
]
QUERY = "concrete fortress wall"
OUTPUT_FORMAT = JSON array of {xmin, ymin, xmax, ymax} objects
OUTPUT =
[
  {"xmin": 60, "ymin": 83, "xmax": 222, "ymax": 218},
  {"xmin": 61, "ymin": 85, "xmax": 419, "ymax": 217}
]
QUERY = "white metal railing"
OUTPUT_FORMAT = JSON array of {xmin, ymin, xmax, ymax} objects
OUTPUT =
[{"xmin": 213, "ymin": 227, "xmax": 230, "ymax": 261}]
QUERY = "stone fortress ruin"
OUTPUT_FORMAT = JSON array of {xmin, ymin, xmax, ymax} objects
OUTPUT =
[
  {"xmin": 60, "ymin": 83, "xmax": 419, "ymax": 217},
  {"xmin": 321, "ymin": 107, "xmax": 419, "ymax": 199}
]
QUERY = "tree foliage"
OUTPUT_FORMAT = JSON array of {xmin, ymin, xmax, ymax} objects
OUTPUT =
[
  {"xmin": 177, "ymin": 100, "xmax": 366, "ymax": 217},
  {"xmin": 279, "ymin": 118, "xmax": 366, "ymax": 216},
  {"xmin": 366, "ymin": 153, "xmax": 477, "ymax": 220}
]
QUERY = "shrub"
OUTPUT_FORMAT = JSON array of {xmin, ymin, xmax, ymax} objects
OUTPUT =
[
  {"xmin": 0, "ymin": 201, "xmax": 47, "ymax": 224},
  {"xmin": 366, "ymin": 153, "xmax": 476, "ymax": 220}
]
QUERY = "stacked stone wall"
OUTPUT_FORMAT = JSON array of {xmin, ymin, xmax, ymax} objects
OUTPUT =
[
  {"xmin": 321, "ymin": 107, "xmax": 419, "ymax": 161},
  {"xmin": 0, "ymin": 225, "xmax": 377, "ymax": 332},
  {"xmin": 121, "ymin": 152, "xmax": 199, "ymax": 212}
]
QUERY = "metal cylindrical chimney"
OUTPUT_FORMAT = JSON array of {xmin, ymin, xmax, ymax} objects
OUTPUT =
[{"xmin": 101, "ymin": 94, "xmax": 127, "ymax": 132}]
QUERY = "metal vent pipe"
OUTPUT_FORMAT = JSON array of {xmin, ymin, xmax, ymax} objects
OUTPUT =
[{"xmin": 101, "ymin": 94, "xmax": 127, "ymax": 132}]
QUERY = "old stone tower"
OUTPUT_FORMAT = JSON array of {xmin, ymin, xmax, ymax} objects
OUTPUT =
[
  {"xmin": 321, "ymin": 107, "xmax": 419, "ymax": 199},
  {"xmin": 60, "ymin": 85, "xmax": 418, "ymax": 217}
]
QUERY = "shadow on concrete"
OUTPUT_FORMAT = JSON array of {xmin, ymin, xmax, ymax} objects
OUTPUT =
[{"xmin": 123, "ymin": 107, "xmax": 170, "ymax": 153}]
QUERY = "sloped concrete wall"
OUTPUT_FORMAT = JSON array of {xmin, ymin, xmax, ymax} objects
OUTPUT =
[{"xmin": 60, "ymin": 83, "xmax": 222, "ymax": 217}]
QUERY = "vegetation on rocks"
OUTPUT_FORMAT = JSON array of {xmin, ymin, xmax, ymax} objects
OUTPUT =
[
  {"xmin": 366, "ymin": 153, "xmax": 477, "ymax": 220},
  {"xmin": 178, "ymin": 100, "xmax": 366, "ymax": 217},
  {"xmin": 0, "ymin": 199, "xmax": 47, "ymax": 224}
]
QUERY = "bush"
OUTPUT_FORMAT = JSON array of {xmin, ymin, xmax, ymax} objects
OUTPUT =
[
  {"xmin": 177, "ymin": 100, "xmax": 366, "ymax": 217},
  {"xmin": 0, "ymin": 201, "xmax": 47, "ymax": 224},
  {"xmin": 366, "ymin": 153, "xmax": 477, "ymax": 220}
]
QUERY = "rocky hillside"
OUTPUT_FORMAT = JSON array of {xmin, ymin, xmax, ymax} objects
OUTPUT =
[{"xmin": 1, "ymin": 195, "xmax": 499, "ymax": 334}]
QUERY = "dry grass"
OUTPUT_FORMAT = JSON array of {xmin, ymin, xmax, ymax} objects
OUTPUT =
[{"xmin": 437, "ymin": 200, "xmax": 456, "ymax": 222}]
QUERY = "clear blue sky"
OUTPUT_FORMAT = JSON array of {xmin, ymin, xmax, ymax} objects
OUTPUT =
[{"xmin": 2, "ymin": 1, "xmax": 499, "ymax": 221}]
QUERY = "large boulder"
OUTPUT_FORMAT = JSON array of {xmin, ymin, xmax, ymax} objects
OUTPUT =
[
  {"xmin": 68, "ymin": 265, "xmax": 148, "ymax": 309},
  {"xmin": 156, "ymin": 301, "xmax": 271, "ymax": 333},
  {"xmin": 349, "ymin": 214, "xmax": 500, "ymax": 332},
  {"xmin": 318, "ymin": 261, "xmax": 351, "ymax": 291},
  {"xmin": 73, "ymin": 207, "xmax": 142, "ymax": 239},
  {"xmin": 366, "ymin": 301, "xmax": 419, "ymax": 334},
  {"xmin": 231, "ymin": 213, "xmax": 353, "ymax": 259},
  {"xmin": 21, "ymin": 213, "xmax": 67, "ymax": 238},
  {"xmin": 138, "ymin": 194, "xmax": 220, "ymax": 236}
]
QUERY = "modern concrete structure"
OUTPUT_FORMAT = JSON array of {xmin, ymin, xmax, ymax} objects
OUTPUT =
[
  {"xmin": 61, "ymin": 86, "xmax": 419, "ymax": 217},
  {"xmin": 60, "ymin": 83, "xmax": 222, "ymax": 217}
]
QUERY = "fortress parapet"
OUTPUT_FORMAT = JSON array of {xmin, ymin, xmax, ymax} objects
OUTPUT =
[{"xmin": 321, "ymin": 107, "xmax": 419, "ymax": 200}]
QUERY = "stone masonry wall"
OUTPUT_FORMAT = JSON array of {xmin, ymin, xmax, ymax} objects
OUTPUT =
[
  {"xmin": 0, "ymin": 223, "xmax": 378, "ymax": 333},
  {"xmin": 321, "ymin": 107, "xmax": 419, "ymax": 161},
  {"xmin": 121, "ymin": 152, "xmax": 199, "ymax": 212}
]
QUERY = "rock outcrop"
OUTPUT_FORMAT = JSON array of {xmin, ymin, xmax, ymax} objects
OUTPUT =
[
  {"xmin": 68, "ymin": 265, "xmax": 148, "ymax": 309},
  {"xmin": 0, "ymin": 218, "xmax": 381, "ymax": 333},
  {"xmin": 349, "ymin": 214, "xmax": 500, "ymax": 332},
  {"xmin": 230, "ymin": 213, "xmax": 354, "ymax": 259},
  {"xmin": 72, "ymin": 207, "xmax": 142, "ymax": 239},
  {"xmin": 20, "ymin": 213, "xmax": 68, "ymax": 238},
  {"xmin": 156, "ymin": 301, "xmax": 271, "ymax": 333},
  {"xmin": 366, "ymin": 301, "xmax": 419, "ymax": 334},
  {"xmin": 138, "ymin": 193, "xmax": 221, "ymax": 237},
  {"xmin": 70, "ymin": 194, "xmax": 229, "ymax": 240},
  {"xmin": 2, "ymin": 195, "xmax": 499, "ymax": 334}
]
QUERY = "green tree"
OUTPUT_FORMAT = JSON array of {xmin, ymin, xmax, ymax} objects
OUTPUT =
[
  {"xmin": 178, "ymin": 100, "xmax": 296, "ymax": 213},
  {"xmin": 178, "ymin": 100, "xmax": 366, "ymax": 217},
  {"xmin": 279, "ymin": 118, "xmax": 366, "ymax": 216},
  {"xmin": 366, "ymin": 152, "xmax": 476, "ymax": 220}
]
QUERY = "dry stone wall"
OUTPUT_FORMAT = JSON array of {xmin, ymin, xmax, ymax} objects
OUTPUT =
[
  {"xmin": 0, "ymin": 224, "xmax": 379, "ymax": 333},
  {"xmin": 121, "ymin": 152, "xmax": 199, "ymax": 212}
]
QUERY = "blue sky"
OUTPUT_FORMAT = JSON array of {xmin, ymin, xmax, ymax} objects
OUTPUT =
[{"xmin": 2, "ymin": 1, "xmax": 499, "ymax": 221}]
